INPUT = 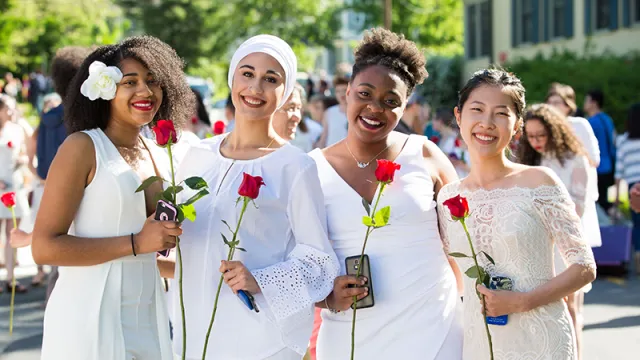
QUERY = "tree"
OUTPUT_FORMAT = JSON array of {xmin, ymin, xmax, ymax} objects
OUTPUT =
[
  {"xmin": 348, "ymin": 0, "xmax": 463, "ymax": 55},
  {"xmin": 117, "ymin": 0, "xmax": 342, "ymax": 70},
  {"xmin": 0, "ymin": 0, "xmax": 128, "ymax": 74}
]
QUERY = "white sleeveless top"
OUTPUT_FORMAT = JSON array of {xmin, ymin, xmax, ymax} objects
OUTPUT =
[
  {"xmin": 310, "ymin": 134, "xmax": 463, "ymax": 359},
  {"xmin": 41, "ymin": 128, "xmax": 172, "ymax": 360}
]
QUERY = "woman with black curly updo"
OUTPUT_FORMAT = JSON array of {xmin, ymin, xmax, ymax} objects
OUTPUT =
[
  {"xmin": 32, "ymin": 36, "xmax": 193, "ymax": 360},
  {"xmin": 309, "ymin": 28, "xmax": 464, "ymax": 359}
]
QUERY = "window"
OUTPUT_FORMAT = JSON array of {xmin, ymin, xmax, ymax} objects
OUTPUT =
[
  {"xmin": 466, "ymin": 4, "xmax": 478, "ymax": 58},
  {"xmin": 465, "ymin": 1, "xmax": 492, "ymax": 59},
  {"xmin": 634, "ymin": 0, "xmax": 640, "ymax": 23},
  {"xmin": 551, "ymin": 0, "xmax": 565, "ymax": 37},
  {"xmin": 480, "ymin": 2, "xmax": 492, "ymax": 56},
  {"xmin": 521, "ymin": 0, "xmax": 535, "ymax": 43},
  {"xmin": 595, "ymin": 0, "xmax": 611, "ymax": 30}
]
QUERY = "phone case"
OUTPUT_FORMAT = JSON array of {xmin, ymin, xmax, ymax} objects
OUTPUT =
[
  {"xmin": 155, "ymin": 200, "xmax": 177, "ymax": 257},
  {"xmin": 237, "ymin": 290, "xmax": 259, "ymax": 313},
  {"xmin": 345, "ymin": 254, "xmax": 374, "ymax": 309},
  {"xmin": 486, "ymin": 276, "xmax": 514, "ymax": 326}
]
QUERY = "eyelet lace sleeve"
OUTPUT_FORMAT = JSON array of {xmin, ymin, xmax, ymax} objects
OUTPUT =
[
  {"xmin": 533, "ymin": 185, "xmax": 596, "ymax": 272},
  {"xmin": 250, "ymin": 162, "xmax": 339, "ymax": 353}
]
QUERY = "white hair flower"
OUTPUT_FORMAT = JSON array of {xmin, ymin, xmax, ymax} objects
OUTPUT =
[{"xmin": 80, "ymin": 61, "xmax": 123, "ymax": 101}]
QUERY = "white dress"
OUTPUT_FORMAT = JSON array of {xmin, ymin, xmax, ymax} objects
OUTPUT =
[
  {"xmin": 41, "ymin": 129, "xmax": 172, "ymax": 360},
  {"xmin": 173, "ymin": 134, "xmax": 339, "ymax": 360},
  {"xmin": 0, "ymin": 121, "xmax": 29, "ymax": 219},
  {"xmin": 310, "ymin": 134, "xmax": 463, "ymax": 360},
  {"xmin": 437, "ymin": 183, "xmax": 597, "ymax": 360}
]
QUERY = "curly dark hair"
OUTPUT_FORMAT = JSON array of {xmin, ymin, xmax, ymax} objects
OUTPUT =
[
  {"xmin": 64, "ymin": 36, "xmax": 194, "ymax": 134},
  {"xmin": 518, "ymin": 103, "xmax": 586, "ymax": 166},
  {"xmin": 351, "ymin": 27, "xmax": 428, "ymax": 95},
  {"xmin": 50, "ymin": 46, "xmax": 93, "ymax": 99}
]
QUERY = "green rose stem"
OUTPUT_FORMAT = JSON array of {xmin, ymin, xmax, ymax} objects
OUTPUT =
[
  {"xmin": 167, "ymin": 140, "xmax": 187, "ymax": 360},
  {"xmin": 460, "ymin": 219, "xmax": 494, "ymax": 360},
  {"xmin": 8, "ymin": 206, "xmax": 17, "ymax": 336},
  {"xmin": 202, "ymin": 197, "xmax": 250, "ymax": 360},
  {"xmin": 350, "ymin": 183, "xmax": 386, "ymax": 360}
]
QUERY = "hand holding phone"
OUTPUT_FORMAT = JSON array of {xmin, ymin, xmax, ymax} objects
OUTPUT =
[
  {"xmin": 154, "ymin": 200, "xmax": 177, "ymax": 257},
  {"xmin": 486, "ymin": 276, "xmax": 514, "ymax": 326},
  {"xmin": 345, "ymin": 254, "xmax": 375, "ymax": 309},
  {"xmin": 134, "ymin": 200, "xmax": 181, "ymax": 255}
]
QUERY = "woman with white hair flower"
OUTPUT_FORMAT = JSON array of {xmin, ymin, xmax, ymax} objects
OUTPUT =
[{"xmin": 170, "ymin": 34, "xmax": 339, "ymax": 360}]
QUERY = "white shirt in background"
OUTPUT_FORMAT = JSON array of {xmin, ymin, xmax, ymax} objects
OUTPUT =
[{"xmin": 323, "ymin": 105, "xmax": 348, "ymax": 147}]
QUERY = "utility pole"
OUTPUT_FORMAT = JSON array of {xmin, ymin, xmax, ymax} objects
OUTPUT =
[{"xmin": 383, "ymin": 0, "xmax": 392, "ymax": 30}]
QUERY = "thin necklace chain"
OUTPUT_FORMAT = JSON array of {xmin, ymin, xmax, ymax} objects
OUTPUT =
[
  {"xmin": 224, "ymin": 135, "xmax": 277, "ymax": 151},
  {"xmin": 345, "ymin": 140, "xmax": 392, "ymax": 169}
]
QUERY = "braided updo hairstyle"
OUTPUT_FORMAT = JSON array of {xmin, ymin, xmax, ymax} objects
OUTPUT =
[{"xmin": 350, "ymin": 28, "xmax": 428, "ymax": 96}]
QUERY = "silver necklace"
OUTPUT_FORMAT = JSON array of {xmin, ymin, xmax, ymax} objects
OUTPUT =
[{"xmin": 345, "ymin": 140, "xmax": 392, "ymax": 169}]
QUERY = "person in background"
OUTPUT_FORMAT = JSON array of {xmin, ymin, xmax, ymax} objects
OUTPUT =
[
  {"xmin": 188, "ymin": 89, "xmax": 212, "ymax": 139},
  {"xmin": 274, "ymin": 84, "xmax": 323, "ymax": 153},
  {"xmin": 614, "ymin": 103, "xmax": 640, "ymax": 275},
  {"xmin": 519, "ymin": 103, "xmax": 595, "ymax": 360},
  {"xmin": 0, "ymin": 94, "xmax": 30, "ymax": 294},
  {"xmin": 42, "ymin": 93, "xmax": 62, "ymax": 114},
  {"xmin": 546, "ymin": 83, "xmax": 600, "ymax": 166},
  {"xmin": 584, "ymin": 89, "xmax": 616, "ymax": 211},
  {"xmin": 305, "ymin": 77, "xmax": 315, "ymax": 102},
  {"xmin": 317, "ymin": 75, "xmax": 349, "ymax": 148},
  {"xmin": 28, "ymin": 70, "xmax": 47, "ymax": 114},
  {"xmin": 307, "ymin": 95, "xmax": 337, "ymax": 125},
  {"xmin": 32, "ymin": 46, "xmax": 92, "ymax": 295},
  {"xmin": 224, "ymin": 93, "xmax": 236, "ymax": 132},
  {"xmin": 395, "ymin": 93, "xmax": 427, "ymax": 135}
]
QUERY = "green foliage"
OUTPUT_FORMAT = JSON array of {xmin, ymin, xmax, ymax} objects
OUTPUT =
[
  {"xmin": 116, "ymin": 0, "xmax": 342, "ymax": 71},
  {"xmin": 505, "ymin": 49, "xmax": 640, "ymax": 132},
  {"xmin": 418, "ymin": 54, "xmax": 463, "ymax": 111},
  {"xmin": 348, "ymin": 0, "xmax": 463, "ymax": 55},
  {"xmin": 0, "ymin": 0, "xmax": 128, "ymax": 74}
]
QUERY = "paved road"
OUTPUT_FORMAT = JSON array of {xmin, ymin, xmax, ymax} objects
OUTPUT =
[{"xmin": 0, "ymin": 264, "xmax": 637, "ymax": 359}]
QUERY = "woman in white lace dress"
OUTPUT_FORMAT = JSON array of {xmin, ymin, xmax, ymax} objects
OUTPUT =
[
  {"xmin": 437, "ymin": 69, "xmax": 597, "ymax": 360},
  {"xmin": 519, "ymin": 104, "xmax": 597, "ymax": 359},
  {"xmin": 171, "ymin": 35, "xmax": 339, "ymax": 360}
]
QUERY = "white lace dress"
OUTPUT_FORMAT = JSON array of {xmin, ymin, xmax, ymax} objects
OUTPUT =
[
  {"xmin": 437, "ymin": 183, "xmax": 596, "ymax": 360},
  {"xmin": 173, "ymin": 135, "xmax": 339, "ymax": 360}
]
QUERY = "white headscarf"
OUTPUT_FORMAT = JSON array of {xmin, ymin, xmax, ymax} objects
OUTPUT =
[{"xmin": 227, "ymin": 34, "xmax": 298, "ymax": 109}]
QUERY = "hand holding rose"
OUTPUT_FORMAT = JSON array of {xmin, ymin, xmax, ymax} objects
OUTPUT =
[{"xmin": 220, "ymin": 260, "xmax": 261, "ymax": 294}]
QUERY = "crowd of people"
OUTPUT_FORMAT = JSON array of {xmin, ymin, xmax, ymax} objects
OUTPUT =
[{"xmin": 0, "ymin": 25, "xmax": 636, "ymax": 360}]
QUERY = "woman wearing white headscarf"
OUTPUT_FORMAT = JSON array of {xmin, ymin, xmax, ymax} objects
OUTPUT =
[{"xmin": 172, "ymin": 35, "xmax": 339, "ymax": 360}]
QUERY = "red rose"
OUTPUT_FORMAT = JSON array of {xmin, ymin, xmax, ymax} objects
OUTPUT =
[
  {"xmin": 374, "ymin": 159, "xmax": 401, "ymax": 183},
  {"xmin": 238, "ymin": 173, "xmax": 265, "ymax": 199},
  {"xmin": 454, "ymin": 138, "xmax": 461, "ymax": 147},
  {"xmin": 191, "ymin": 116, "xmax": 199, "ymax": 125},
  {"xmin": 213, "ymin": 120, "xmax": 226, "ymax": 135},
  {"xmin": 152, "ymin": 120, "xmax": 178, "ymax": 146},
  {"xmin": 1, "ymin": 192, "xmax": 16, "ymax": 208},
  {"xmin": 430, "ymin": 136, "xmax": 440, "ymax": 144},
  {"xmin": 7, "ymin": 141, "xmax": 12, "ymax": 149},
  {"xmin": 443, "ymin": 194, "xmax": 469, "ymax": 220}
]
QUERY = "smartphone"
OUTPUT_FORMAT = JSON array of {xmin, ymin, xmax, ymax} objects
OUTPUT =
[
  {"xmin": 155, "ymin": 200, "xmax": 177, "ymax": 257},
  {"xmin": 345, "ymin": 254, "xmax": 374, "ymax": 309},
  {"xmin": 486, "ymin": 276, "xmax": 514, "ymax": 326},
  {"xmin": 237, "ymin": 290, "xmax": 259, "ymax": 313}
]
